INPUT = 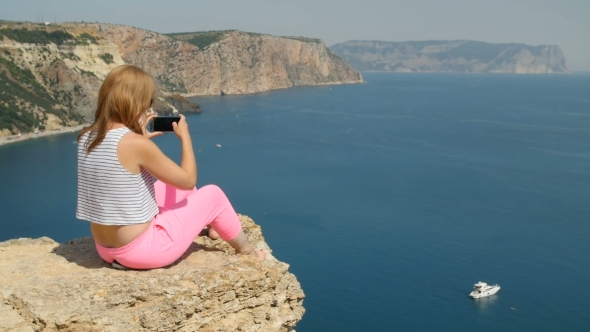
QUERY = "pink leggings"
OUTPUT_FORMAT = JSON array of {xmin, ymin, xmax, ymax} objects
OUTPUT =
[{"xmin": 95, "ymin": 181, "xmax": 243, "ymax": 269}]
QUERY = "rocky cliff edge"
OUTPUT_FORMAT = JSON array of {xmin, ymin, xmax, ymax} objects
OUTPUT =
[{"xmin": 0, "ymin": 215, "xmax": 304, "ymax": 332}]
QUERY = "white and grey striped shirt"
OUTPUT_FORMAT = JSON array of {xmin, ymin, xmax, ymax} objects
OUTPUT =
[{"xmin": 76, "ymin": 127, "xmax": 159, "ymax": 225}]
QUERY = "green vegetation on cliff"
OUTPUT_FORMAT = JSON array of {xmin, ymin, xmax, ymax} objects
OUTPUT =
[
  {"xmin": 0, "ymin": 57, "xmax": 53, "ymax": 108},
  {"xmin": 0, "ymin": 28, "xmax": 73, "ymax": 45},
  {"xmin": 165, "ymin": 30, "xmax": 228, "ymax": 50},
  {"xmin": 0, "ymin": 56, "xmax": 84, "ymax": 133},
  {"xmin": 0, "ymin": 72, "xmax": 39, "ymax": 131},
  {"xmin": 98, "ymin": 53, "xmax": 113, "ymax": 64},
  {"xmin": 282, "ymin": 36, "xmax": 323, "ymax": 44},
  {"xmin": 0, "ymin": 28, "xmax": 101, "ymax": 46},
  {"xmin": 0, "ymin": 70, "xmax": 49, "ymax": 132},
  {"xmin": 75, "ymin": 32, "xmax": 100, "ymax": 45},
  {"xmin": 166, "ymin": 30, "xmax": 321, "ymax": 50}
]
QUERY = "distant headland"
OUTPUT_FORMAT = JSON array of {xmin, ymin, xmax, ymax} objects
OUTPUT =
[{"xmin": 330, "ymin": 40, "xmax": 568, "ymax": 74}]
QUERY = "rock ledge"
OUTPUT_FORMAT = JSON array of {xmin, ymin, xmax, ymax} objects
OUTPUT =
[{"xmin": 0, "ymin": 215, "xmax": 304, "ymax": 332}]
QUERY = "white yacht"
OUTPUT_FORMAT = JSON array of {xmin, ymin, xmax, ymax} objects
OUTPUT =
[{"xmin": 469, "ymin": 281, "xmax": 500, "ymax": 298}]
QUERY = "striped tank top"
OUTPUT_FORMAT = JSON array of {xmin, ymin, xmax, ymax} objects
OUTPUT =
[{"xmin": 76, "ymin": 127, "xmax": 159, "ymax": 225}]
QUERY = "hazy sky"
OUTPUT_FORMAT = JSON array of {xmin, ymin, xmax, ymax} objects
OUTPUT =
[{"xmin": 2, "ymin": 0, "xmax": 589, "ymax": 70}]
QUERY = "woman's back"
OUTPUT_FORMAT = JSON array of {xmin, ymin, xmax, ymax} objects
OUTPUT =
[{"xmin": 76, "ymin": 127, "xmax": 158, "ymax": 226}]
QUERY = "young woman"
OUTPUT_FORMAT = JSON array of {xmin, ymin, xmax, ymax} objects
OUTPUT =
[{"xmin": 76, "ymin": 65, "xmax": 265, "ymax": 269}]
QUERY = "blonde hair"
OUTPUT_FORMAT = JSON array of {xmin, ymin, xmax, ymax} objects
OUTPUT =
[{"xmin": 77, "ymin": 65, "xmax": 157, "ymax": 153}]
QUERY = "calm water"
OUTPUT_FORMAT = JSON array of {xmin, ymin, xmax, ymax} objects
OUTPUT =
[{"xmin": 2, "ymin": 73, "xmax": 590, "ymax": 331}]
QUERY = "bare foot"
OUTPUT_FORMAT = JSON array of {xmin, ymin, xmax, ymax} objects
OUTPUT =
[
  {"xmin": 238, "ymin": 249, "xmax": 266, "ymax": 262},
  {"xmin": 207, "ymin": 227, "xmax": 220, "ymax": 240},
  {"xmin": 227, "ymin": 231, "xmax": 265, "ymax": 262},
  {"xmin": 255, "ymin": 249, "xmax": 266, "ymax": 261}
]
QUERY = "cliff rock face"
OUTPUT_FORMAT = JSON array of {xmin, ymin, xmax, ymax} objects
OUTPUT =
[
  {"xmin": 85, "ymin": 24, "xmax": 363, "ymax": 96},
  {"xmin": 0, "ymin": 215, "xmax": 305, "ymax": 331},
  {"xmin": 330, "ymin": 40, "xmax": 569, "ymax": 73}
]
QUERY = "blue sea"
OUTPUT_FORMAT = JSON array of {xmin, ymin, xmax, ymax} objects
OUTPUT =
[{"xmin": 2, "ymin": 73, "xmax": 590, "ymax": 331}]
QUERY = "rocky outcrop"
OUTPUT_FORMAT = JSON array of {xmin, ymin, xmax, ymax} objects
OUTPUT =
[
  {"xmin": 330, "ymin": 40, "xmax": 569, "ymax": 73},
  {"xmin": 0, "ymin": 215, "xmax": 305, "ymax": 331}
]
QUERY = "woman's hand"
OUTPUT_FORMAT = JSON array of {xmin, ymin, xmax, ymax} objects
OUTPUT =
[
  {"xmin": 134, "ymin": 113, "xmax": 196, "ymax": 190},
  {"xmin": 140, "ymin": 113, "xmax": 163, "ymax": 140},
  {"xmin": 172, "ymin": 114, "xmax": 191, "ymax": 140}
]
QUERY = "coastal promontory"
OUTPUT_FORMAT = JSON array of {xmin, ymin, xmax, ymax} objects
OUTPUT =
[
  {"xmin": 330, "ymin": 40, "xmax": 568, "ymax": 73},
  {"xmin": 0, "ymin": 215, "xmax": 304, "ymax": 331},
  {"xmin": 0, "ymin": 21, "xmax": 362, "ymax": 137}
]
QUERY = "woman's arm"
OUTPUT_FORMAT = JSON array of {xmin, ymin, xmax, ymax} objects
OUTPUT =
[
  {"xmin": 173, "ymin": 116, "xmax": 197, "ymax": 187},
  {"xmin": 130, "ymin": 115, "xmax": 197, "ymax": 190}
]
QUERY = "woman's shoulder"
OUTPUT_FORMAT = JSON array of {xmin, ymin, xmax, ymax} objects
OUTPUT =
[
  {"xmin": 119, "ymin": 130, "xmax": 153, "ymax": 150},
  {"xmin": 120, "ymin": 129, "xmax": 146, "ymax": 142}
]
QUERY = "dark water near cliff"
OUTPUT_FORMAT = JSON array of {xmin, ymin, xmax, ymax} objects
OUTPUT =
[{"xmin": 2, "ymin": 73, "xmax": 590, "ymax": 331}]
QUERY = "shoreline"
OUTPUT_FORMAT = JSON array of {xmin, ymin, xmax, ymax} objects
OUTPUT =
[
  {"xmin": 0, "ymin": 81, "xmax": 366, "ymax": 146},
  {"xmin": 0, "ymin": 125, "xmax": 87, "ymax": 147},
  {"xmin": 179, "ymin": 79, "xmax": 365, "ymax": 98}
]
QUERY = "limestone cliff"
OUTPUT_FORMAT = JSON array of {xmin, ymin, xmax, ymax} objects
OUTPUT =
[
  {"xmin": 330, "ymin": 40, "xmax": 569, "ymax": 73},
  {"xmin": 0, "ymin": 22, "xmax": 361, "ymax": 135},
  {"xmin": 83, "ymin": 24, "xmax": 363, "ymax": 96},
  {"xmin": 0, "ymin": 215, "xmax": 305, "ymax": 331}
]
